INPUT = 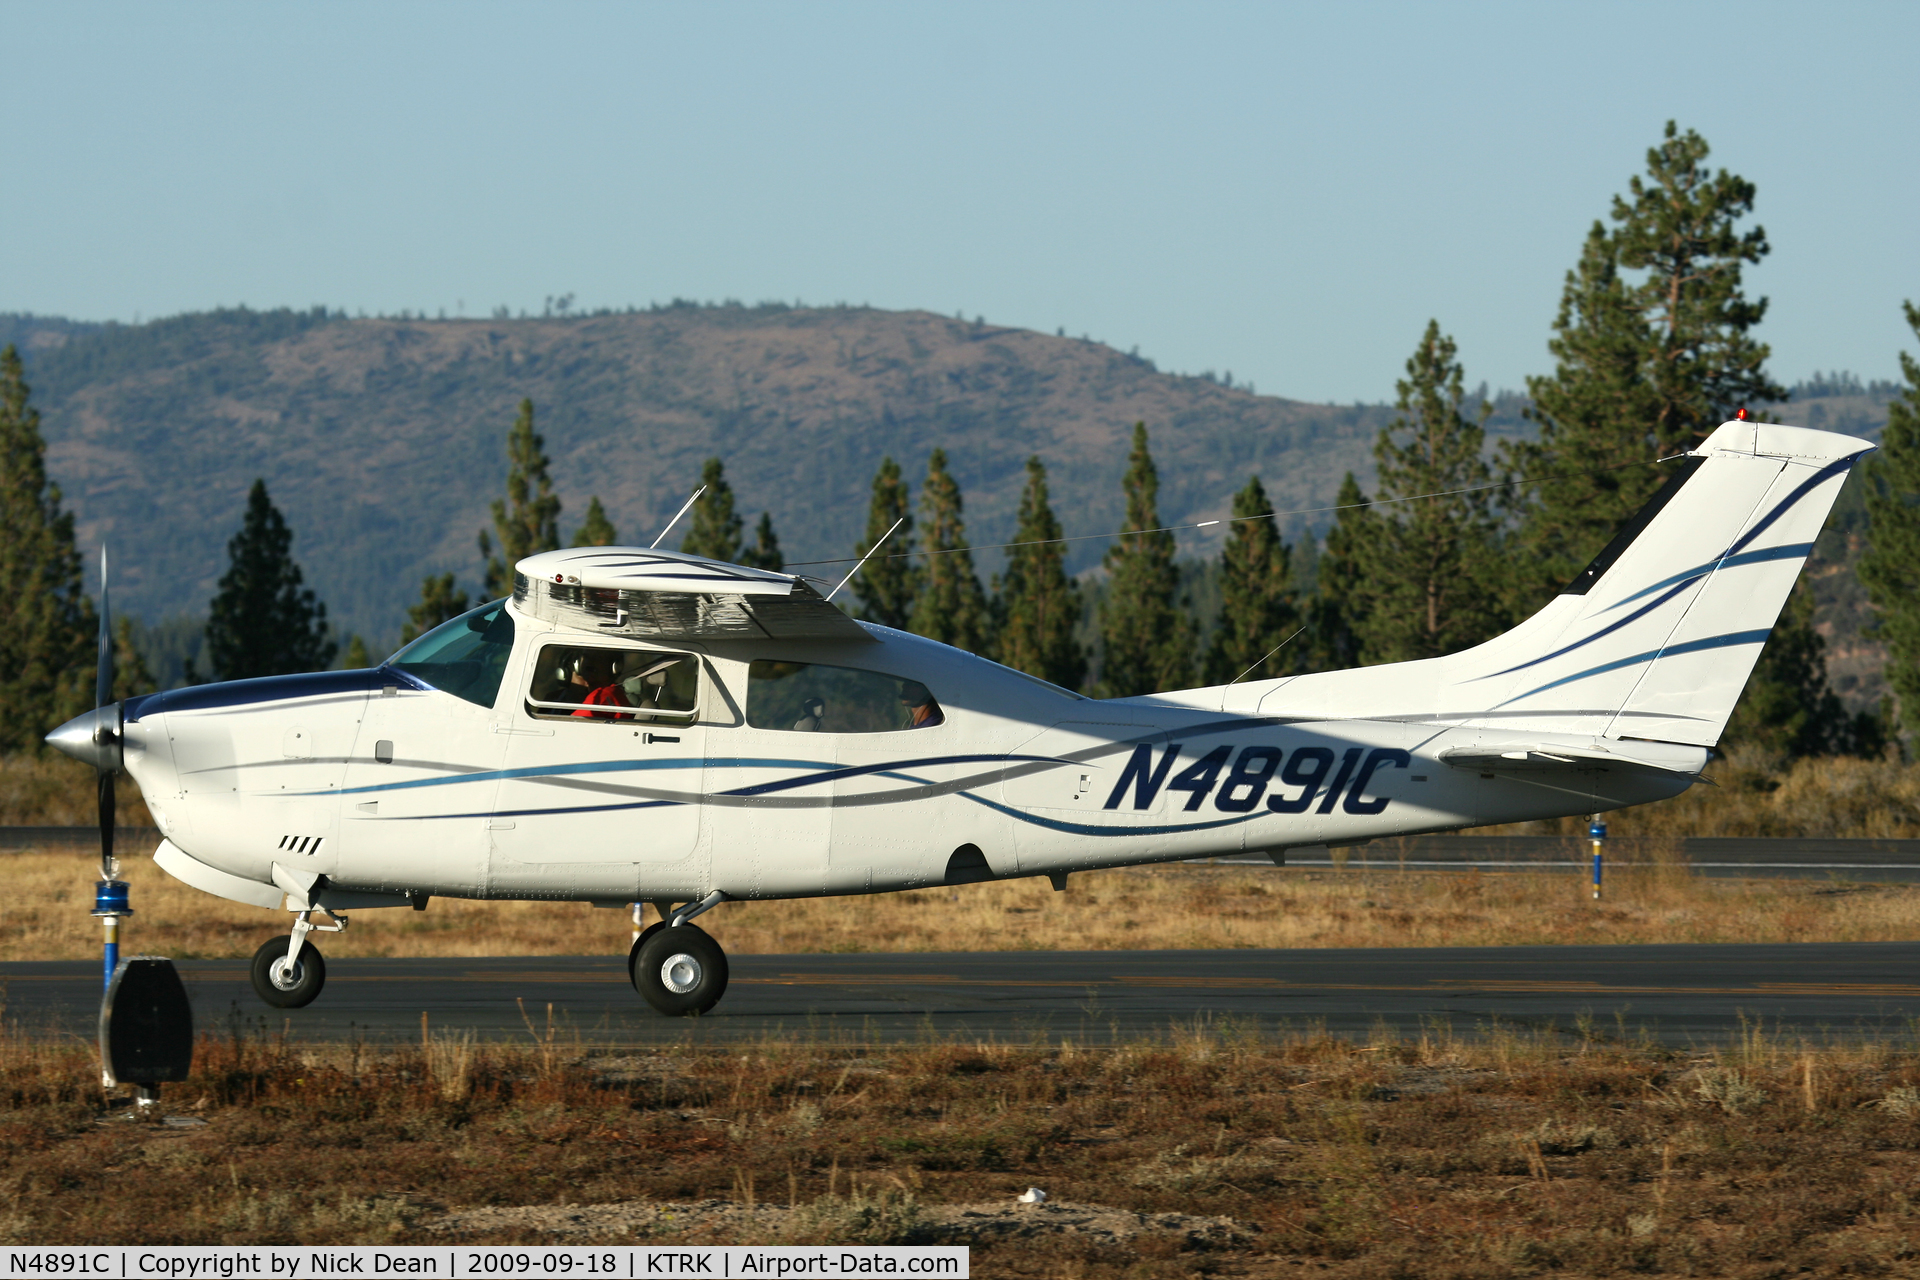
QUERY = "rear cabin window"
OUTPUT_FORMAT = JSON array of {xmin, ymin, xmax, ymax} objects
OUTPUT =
[
  {"xmin": 386, "ymin": 601, "xmax": 515, "ymax": 708},
  {"xmin": 527, "ymin": 645, "xmax": 699, "ymax": 722},
  {"xmin": 747, "ymin": 661, "xmax": 943, "ymax": 733}
]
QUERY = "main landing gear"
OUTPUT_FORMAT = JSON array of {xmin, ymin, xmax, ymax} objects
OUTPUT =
[
  {"xmin": 249, "ymin": 908, "xmax": 346, "ymax": 1009},
  {"xmin": 629, "ymin": 892, "xmax": 729, "ymax": 1016}
]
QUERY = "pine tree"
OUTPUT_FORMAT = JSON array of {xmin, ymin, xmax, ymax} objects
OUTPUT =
[
  {"xmin": 1203, "ymin": 476, "xmax": 1300, "ymax": 684},
  {"xmin": 399, "ymin": 573, "xmax": 470, "ymax": 646},
  {"xmin": 680, "ymin": 458, "xmax": 743, "ymax": 562},
  {"xmin": 1615, "ymin": 122, "xmax": 1785, "ymax": 454},
  {"xmin": 1097, "ymin": 423, "xmax": 1193, "ymax": 696},
  {"xmin": 1617, "ymin": 123, "xmax": 1826, "ymax": 754},
  {"xmin": 1351, "ymin": 322, "xmax": 1507, "ymax": 665},
  {"xmin": 478, "ymin": 399, "xmax": 562, "ymax": 597},
  {"xmin": 910, "ymin": 449, "xmax": 992, "ymax": 652},
  {"xmin": 1302, "ymin": 473, "xmax": 1373, "ymax": 673},
  {"xmin": 1511, "ymin": 123, "xmax": 1785, "ymax": 616},
  {"xmin": 572, "ymin": 496, "xmax": 618, "ymax": 547},
  {"xmin": 343, "ymin": 634, "xmax": 372, "ymax": 670},
  {"xmin": 0, "ymin": 345, "xmax": 94, "ymax": 750},
  {"xmin": 1507, "ymin": 223, "xmax": 1665, "ymax": 609},
  {"xmin": 738, "ymin": 512, "xmax": 784, "ymax": 572},
  {"xmin": 992, "ymin": 456, "xmax": 1085, "ymax": 689},
  {"xmin": 205, "ymin": 479, "xmax": 336, "ymax": 681},
  {"xmin": 1858, "ymin": 301, "xmax": 1920, "ymax": 741},
  {"xmin": 852, "ymin": 457, "xmax": 919, "ymax": 629},
  {"xmin": 112, "ymin": 617, "xmax": 155, "ymax": 700}
]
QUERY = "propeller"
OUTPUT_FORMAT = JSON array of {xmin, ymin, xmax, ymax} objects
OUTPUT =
[{"xmin": 86, "ymin": 545, "xmax": 130, "ymax": 990}]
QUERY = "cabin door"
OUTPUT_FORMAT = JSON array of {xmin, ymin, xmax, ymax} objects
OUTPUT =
[{"xmin": 486, "ymin": 639, "xmax": 708, "ymax": 902}]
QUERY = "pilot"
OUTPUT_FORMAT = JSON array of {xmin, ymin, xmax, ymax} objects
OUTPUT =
[
  {"xmin": 899, "ymin": 680, "xmax": 943, "ymax": 729},
  {"xmin": 572, "ymin": 651, "xmax": 635, "ymax": 721},
  {"xmin": 545, "ymin": 654, "xmax": 590, "ymax": 703},
  {"xmin": 792, "ymin": 697, "xmax": 826, "ymax": 732}
]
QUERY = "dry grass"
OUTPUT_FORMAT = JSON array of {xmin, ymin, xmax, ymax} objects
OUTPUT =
[
  {"xmin": 3, "ymin": 1018, "xmax": 1919, "ymax": 1274},
  {"xmin": 6, "ymin": 843, "xmax": 1918, "ymax": 961},
  {"xmin": 0, "ymin": 753, "xmax": 152, "ymax": 826}
]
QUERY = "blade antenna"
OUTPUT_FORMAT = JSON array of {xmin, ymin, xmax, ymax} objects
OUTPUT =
[
  {"xmin": 1229, "ymin": 624, "xmax": 1306, "ymax": 685},
  {"xmin": 649, "ymin": 485, "xmax": 707, "ymax": 549},
  {"xmin": 827, "ymin": 517, "xmax": 904, "ymax": 603}
]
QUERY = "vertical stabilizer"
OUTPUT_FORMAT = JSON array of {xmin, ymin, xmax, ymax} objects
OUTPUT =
[
  {"xmin": 1456, "ymin": 420, "xmax": 1872, "ymax": 745},
  {"xmin": 1247, "ymin": 420, "xmax": 1873, "ymax": 746}
]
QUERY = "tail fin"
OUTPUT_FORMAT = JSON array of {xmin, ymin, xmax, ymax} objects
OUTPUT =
[{"xmin": 1259, "ymin": 420, "xmax": 1873, "ymax": 745}]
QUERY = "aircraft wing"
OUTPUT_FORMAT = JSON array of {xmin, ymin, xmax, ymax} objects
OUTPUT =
[{"xmin": 514, "ymin": 547, "xmax": 873, "ymax": 643}]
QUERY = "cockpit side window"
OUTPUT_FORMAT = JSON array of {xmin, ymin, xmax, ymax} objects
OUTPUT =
[
  {"xmin": 386, "ymin": 600, "xmax": 515, "ymax": 708},
  {"xmin": 747, "ymin": 660, "xmax": 943, "ymax": 733},
  {"xmin": 527, "ymin": 644, "xmax": 699, "ymax": 723}
]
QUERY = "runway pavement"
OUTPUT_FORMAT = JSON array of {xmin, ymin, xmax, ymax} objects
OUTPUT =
[{"xmin": 7, "ymin": 943, "xmax": 1920, "ymax": 1047}]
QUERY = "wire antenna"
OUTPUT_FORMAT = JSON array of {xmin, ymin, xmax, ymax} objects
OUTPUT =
[
  {"xmin": 827, "ymin": 517, "xmax": 904, "ymax": 602},
  {"xmin": 1229, "ymin": 624, "xmax": 1307, "ymax": 685},
  {"xmin": 649, "ymin": 485, "xmax": 707, "ymax": 549}
]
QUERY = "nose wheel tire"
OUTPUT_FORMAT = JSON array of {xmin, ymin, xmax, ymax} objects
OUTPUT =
[
  {"xmin": 249, "ymin": 935, "xmax": 327, "ymax": 1008},
  {"xmin": 631, "ymin": 924, "xmax": 727, "ymax": 1016}
]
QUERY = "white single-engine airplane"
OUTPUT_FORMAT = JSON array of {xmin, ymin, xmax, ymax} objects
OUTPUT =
[{"xmin": 50, "ymin": 419, "xmax": 1870, "ymax": 1016}]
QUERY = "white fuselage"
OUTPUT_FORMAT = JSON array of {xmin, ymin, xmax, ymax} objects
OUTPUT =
[{"xmin": 117, "ymin": 604, "xmax": 1691, "ymax": 910}]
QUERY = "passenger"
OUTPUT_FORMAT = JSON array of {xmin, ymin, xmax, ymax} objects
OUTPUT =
[
  {"xmin": 899, "ymin": 680, "xmax": 943, "ymax": 729},
  {"xmin": 792, "ymin": 697, "xmax": 826, "ymax": 732},
  {"xmin": 620, "ymin": 656, "xmax": 682, "ymax": 711}
]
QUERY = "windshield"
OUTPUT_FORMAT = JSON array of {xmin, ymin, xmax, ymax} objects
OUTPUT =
[{"xmin": 386, "ymin": 600, "xmax": 515, "ymax": 708}]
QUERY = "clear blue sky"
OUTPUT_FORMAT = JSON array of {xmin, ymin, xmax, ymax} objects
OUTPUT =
[{"xmin": 5, "ymin": 0, "xmax": 1915, "ymax": 404}]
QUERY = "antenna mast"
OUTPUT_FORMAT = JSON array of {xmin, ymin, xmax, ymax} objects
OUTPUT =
[
  {"xmin": 650, "ymin": 485, "xmax": 707, "ymax": 549},
  {"xmin": 827, "ymin": 517, "xmax": 904, "ymax": 602}
]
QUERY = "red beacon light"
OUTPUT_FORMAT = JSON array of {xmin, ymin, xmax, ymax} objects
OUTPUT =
[{"xmin": 1735, "ymin": 407, "xmax": 1749, "ymax": 421}]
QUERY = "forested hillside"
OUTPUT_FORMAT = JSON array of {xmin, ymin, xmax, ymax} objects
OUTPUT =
[
  {"xmin": 8, "ymin": 304, "xmax": 1410, "ymax": 647},
  {"xmin": 2, "ymin": 302, "xmax": 1900, "ymax": 713}
]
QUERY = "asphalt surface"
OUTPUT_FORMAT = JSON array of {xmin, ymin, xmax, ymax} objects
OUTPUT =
[{"xmin": 9, "ymin": 943, "xmax": 1920, "ymax": 1047}]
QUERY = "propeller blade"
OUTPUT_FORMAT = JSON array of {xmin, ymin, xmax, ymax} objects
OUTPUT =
[
  {"xmin": 95, "ymin": 545, "xmax": 115, "ymax": 879},
  {"xmin": 98, "ymin": 770, "xmax": 115, "ymax": 876},
  {"xmin": 95, "ymin": 545, "xmax": 112, "ymax": 712}
]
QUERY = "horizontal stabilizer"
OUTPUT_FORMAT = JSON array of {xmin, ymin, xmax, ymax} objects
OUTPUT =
[{"xmin": 1437, "ymin": 740, "xmax": 1707, "ymax": 776}]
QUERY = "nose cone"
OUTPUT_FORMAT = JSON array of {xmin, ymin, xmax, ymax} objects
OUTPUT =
[{"xmin": 46, "ymin": 704, "xmax": 122, "ymax": 771}]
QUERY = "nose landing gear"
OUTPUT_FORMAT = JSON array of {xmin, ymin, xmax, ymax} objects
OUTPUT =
[{"xmin": 249, "ymin": 908, "xmax": 345, "ymax": 1008}]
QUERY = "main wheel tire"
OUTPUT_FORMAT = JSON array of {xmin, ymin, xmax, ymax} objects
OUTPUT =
[
  {"xmin": 249, "ymin": 935, "xmax": 326, "ymax": 1008},
  {"xmin": 626, "ymin": 921, "xmax": 666, "ymax": 984},
  {"xmin": 632, "ymin": 924, "xmax": 728, "ymax": 1016}
]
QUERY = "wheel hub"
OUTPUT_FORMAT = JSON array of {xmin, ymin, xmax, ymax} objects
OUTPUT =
[
  {"xmin": 660, "ymin": 953, "xmax": 702, "ymax": 994},
  {"xmin": 269, "ymin": 957, "xmax": 303, "ymax": 991}
]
